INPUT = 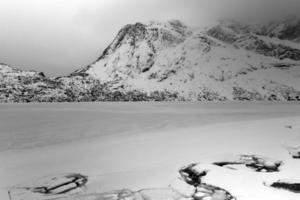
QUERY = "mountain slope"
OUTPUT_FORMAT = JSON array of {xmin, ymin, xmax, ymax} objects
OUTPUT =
[
  {"xmin": 0, "ymin": 63, "xmax": 103, "ymax": 102},
  {"xmin": 0, "ymin": 63, "xmax": 170, "ymax": 102},
  {"xmin": 1, "ymin": 19, "xmax": 300, "ymax": 102},
  {"xmin": 72, "ymin": 19, "xmax": 300, "ymax": 101}
]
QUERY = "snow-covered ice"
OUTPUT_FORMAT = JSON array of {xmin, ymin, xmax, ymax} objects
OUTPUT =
[{"xmin": 0, "ymin": 102, "xmax": 300, "ymax": 200}]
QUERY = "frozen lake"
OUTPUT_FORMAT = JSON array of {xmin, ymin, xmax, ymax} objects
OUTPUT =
[
  {"xmin": 1, "ymin": 102, "xmax": 300, "ymax": 200},
  {"xmin": 1, "ymin": 102, "xmax": 300, "ymax": 152}
]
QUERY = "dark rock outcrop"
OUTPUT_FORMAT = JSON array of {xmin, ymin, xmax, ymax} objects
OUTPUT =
[
  {"xmin": 287, "ymin": 147, "xmax": 300, "ymax": 159},
  {"xmin": 179, "ymin": 164, "xmax": 236, "ymax": 200},
  {"xmin": 267, "ymin": 180, "xmax": 300, "ymax": 193},
  {"xmin": 213, "ymin": 155, "xmax": 282, "ymax": 172}
]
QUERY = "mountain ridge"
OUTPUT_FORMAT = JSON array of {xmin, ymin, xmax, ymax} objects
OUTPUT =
[{"xmin": 1, "ymin": 19, "xmax": 300, "ymax": 102}]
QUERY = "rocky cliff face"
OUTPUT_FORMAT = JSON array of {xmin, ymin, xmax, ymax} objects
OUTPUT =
[{"xmin": 2, "ymin": 19, "xmax": 300, "ymax": 102}]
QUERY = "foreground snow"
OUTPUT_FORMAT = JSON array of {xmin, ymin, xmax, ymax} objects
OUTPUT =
[{"xmin": 0, "ymin": 102, "xmax": 300, "ymax": 200}]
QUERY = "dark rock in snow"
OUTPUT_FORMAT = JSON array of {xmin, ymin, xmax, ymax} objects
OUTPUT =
[
  {"xmin": 179, "ymin": 164, "xmax": 236, "ymax": 200},
  {"xmin": 9, "ymin": 173, "xmax": 88, "ymax": 200},
  {"xmin": 213, "ymin": 155, "xmax": 282, "ymax": 172},
  {"xmin": 267, "ymin": 179, "xmax": 300, "ymax": 193},
  {"xmin": 287, "ymin": 147, "xmax": 300, "ymax": 159},
  {"xmin": 285, "ymin": 125, "xmax": 293, "ymax": 129},
  {"xmin": 31, "ymin": 173, "xmax": 88, "ymax": 195},
  {"xmin": 179, "ymin": 163, "xmax": 207, "ymax": 186}
]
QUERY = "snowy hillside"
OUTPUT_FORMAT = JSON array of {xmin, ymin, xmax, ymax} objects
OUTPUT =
[
  {"xmin": 72, "ymin": 19, "xmax": 300, "ymax": 101},
  {"xmin": 2, "ymin": 19, "xmax": 300, "ymax": 102},
  {"xmin": 0, "ymin": 63, "xmax": 103, "ymax": 102}
]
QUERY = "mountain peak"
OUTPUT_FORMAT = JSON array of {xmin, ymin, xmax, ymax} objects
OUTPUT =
[
  {"xmin": 71, "ymin": 20, "xmax": 191, "ymax": 77},
  {"xmin": 70, "ymin": 19, "xmax": 300, "ymax": 101}
]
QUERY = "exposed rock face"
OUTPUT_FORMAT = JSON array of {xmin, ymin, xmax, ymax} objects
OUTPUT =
[
  {"xmin": 208, "ymin": 25, "xmax": 300, "ymax": 61},
  {"xmin": 267, "ymin": 179, "xmax": 300, "ymax": 193},
  {"xmin": 258, "ymin": 18, "xmax": 300, "ymax": 42},
  {"xmin": 213, "ymin": 155, "xmax": 282, "ymax": 172},
  {"xmin": 2, "ymin": 18, "xmax": 300, "ymax": 102}
]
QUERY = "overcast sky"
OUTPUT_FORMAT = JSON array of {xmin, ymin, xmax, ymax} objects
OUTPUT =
[{"xmin": 0, "ymin": 0, "xmax": 300, "ymax": 76}]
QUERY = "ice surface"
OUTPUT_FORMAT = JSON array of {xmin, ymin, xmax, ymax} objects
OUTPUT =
[{"xmin": 0, "ymin": 102, "xmax": 300, "ymax": 200}]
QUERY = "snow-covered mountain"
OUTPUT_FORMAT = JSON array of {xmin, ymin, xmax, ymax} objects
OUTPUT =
[
  {"xmin": 1, "ymin": 19, "xmax": 300, "ymax": 102},
  {"xmin": 0, "ymin": 63, "xmax": 163, "ymax": 102},
  {"xmin": 72, "ymin": 19, "xmax": 300, "ymax": 101}
]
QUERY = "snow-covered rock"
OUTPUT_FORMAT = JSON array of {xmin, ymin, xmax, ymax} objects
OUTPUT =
[
  {"xmin": 286, "ymin": 146, "xmax": 300, "ymax": 159},
  {"xmin": 178, "ymin": 163, "xmax": 236, "ymax": 200},
  {"xmin": 169, "ymin": 178, "xmax": 195, "ymax": 197},
  {"xmin": 212, "ymin": 154, "xmax": 283, "ymax": 172},
  {"xmin": 7, "ymin": 154, "xmax": 298, "ymax": 200},
  {"xmin": 9, "ymin": 173, "xmax": 88, "ymax": 200}
]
